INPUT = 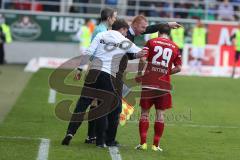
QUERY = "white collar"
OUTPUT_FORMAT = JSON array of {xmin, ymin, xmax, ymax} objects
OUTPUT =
[
  {"xmin": 129, "ymin": 26, "xmax": 135, "ymax": 36},
  {"xmin": 109, "ymin": 30, "xmax": 124, "ymax": 36}
]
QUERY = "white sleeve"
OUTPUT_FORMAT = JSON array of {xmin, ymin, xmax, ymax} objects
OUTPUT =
[
  {"xmin": 78, "ymin": 33, "xmax": 101, "ymax": 69},
  {"xmin": 84, "ymin": 33, "xmax": 101, "ymax": 56},
  {"xmin": 127, "ymin": 41, "xmax": 142, "ymax": 53}
]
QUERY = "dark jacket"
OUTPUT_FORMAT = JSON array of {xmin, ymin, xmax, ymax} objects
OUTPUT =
[
  {"xmin": 126, "ymin": 23, "xmax": 167, "ymax": 60},
  {"xmin": 116, "ymin": 23, "xmax": 168, "ymax": 89},
  {"xmin": 126, "ymin": 23, "xmax": 167, "ymax": 43}
]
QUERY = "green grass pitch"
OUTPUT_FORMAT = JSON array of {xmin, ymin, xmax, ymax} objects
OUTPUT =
[{"xmin": 0, "ymin": 68, "xmax": 240, "ymax": 160}]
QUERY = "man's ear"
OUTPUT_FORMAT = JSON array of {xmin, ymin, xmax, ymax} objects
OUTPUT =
[
  {"xmin": 132, "ymin": 23, "xmax": 136, "ymax": 28},
  {"xmin": 120, "ymin": 28, "xmax": 125, "ymax": 33}
]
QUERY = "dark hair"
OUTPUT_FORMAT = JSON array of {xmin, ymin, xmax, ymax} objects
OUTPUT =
[
  {"xmin": 112, "ymin": 19, "xmax": 129, "ymax": 31},
  {"xmin": 100, "ymin": 8, "xmax": 116, "ymax": 21},
  {"xmin": 158, "ymin": 25, "xmax": 171, "ymax": 35}
]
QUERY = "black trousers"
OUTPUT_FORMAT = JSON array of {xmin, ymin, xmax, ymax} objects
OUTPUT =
[
  {"xmin": 87, "ymin": 82, "xmax": 123, "ymax": 143},
  {"xmin": 87, "ymin": 56, "xmax": 128, "ymax": 142},
  {"xmin": 87, "ymin": 77, "xmax": 123, "ymax": 143},
  {"xmin": 0, "ymin": 44, "xmax": 4, "ymax": 64},
  {"xmin": 66, "ymin": 69, "xmax": 121, "ymax": 145}
]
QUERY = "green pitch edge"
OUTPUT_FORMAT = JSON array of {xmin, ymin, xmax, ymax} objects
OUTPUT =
[{"xmin": 0, "ymin": 64, "xmax": 32, "ymax": 122}]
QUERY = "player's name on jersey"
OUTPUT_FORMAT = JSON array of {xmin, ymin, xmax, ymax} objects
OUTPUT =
[
  {"xmin": 100, "ymin": 39, "xmax": 132, "ymax": 50},
  {"xmin": 153, "ymin": 40, "xmax": 176, "ymax": 49},
  {"xmin": 151, "ymin": 66, "xmax": 168, "ymax": 74}
]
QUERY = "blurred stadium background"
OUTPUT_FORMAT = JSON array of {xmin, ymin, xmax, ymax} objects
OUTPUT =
[{"xmin": 0, "ymin": 0, "xmax": 240, "ymax": 160}]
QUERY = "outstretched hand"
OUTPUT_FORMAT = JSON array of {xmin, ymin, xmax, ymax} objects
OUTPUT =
[
  {"xmin": 136, "ymin": 50, "xmax": 148, "ymax": 58},
  {"xmin": 74, "ymin": 70, "xmax": 82, "ymax": 80},
  {"xmin": 167, "ymin": 22, "xmax": 183, "ymax": 29}
]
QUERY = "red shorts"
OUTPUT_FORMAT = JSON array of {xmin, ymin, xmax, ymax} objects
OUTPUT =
[{"xmin": 140, "ymin": 88, "xmax": 172, "ymax": 110}]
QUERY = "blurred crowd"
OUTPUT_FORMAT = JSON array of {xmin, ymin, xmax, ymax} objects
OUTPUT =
[
  {"xmin": 0, "ymin": 0, "xmax": 239, "ymax": 21},
  {"xmin": 127, "ymin": 0, "xmax": 240, "ymax": 21},
  {"xmin": 0, "ymin": 0, "xmax": 60, "ymax": 12}
]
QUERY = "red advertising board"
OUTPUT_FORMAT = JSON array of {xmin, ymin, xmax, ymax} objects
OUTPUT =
[
  {"xmin": 220, "ymin": 45, "xmax": 240, "ymax": 67},
  {"xmin": 208, "ymin": 24, "xmax": 237, "ymax": 45}
]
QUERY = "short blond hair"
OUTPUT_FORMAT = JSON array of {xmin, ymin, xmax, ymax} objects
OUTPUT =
[{"xmin": 132, "ymin": 15, "xmax": 147, "ymax": 25}]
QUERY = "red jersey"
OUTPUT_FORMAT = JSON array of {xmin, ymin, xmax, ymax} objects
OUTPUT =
[{"xmin": 141, "ymin": 37, "xmax": 182, "ymax": 91}]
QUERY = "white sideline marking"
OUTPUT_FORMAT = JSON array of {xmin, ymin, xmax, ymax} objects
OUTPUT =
[
  {"xmin": 0, "ymin": 136, "xmax": 50, "ymax": 160},
  {"xmin": 0, "ymin": 136, "xmax": 37, "ymax": 140},
  {"xmin": 37, "ymin": 138, "xmax": 50, "ymax": 160},
  {"xmin": 109, "ymin": 147, "xmax": 122, "ymax": 160},
  {"xmin": 127, "ymin": 121, "xmax": 240, "ymax": 129},
  {"xmin": 48, "ymin": 89, "xmax": 56, "ymax": 104},
  {"xmin": 167, "ymin": 123, "xmax": 240, "ymax": 129}
]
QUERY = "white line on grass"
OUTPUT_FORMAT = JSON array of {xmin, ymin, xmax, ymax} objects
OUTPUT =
[
  {"xmin": 48, "ymin": 89, "xmax": 56, "ymax": 104},
  {"xmin": 0, "ymin": 136, "xmax": 50, "ymax": 160},
  {"xmin": 167, "ymin": 123, "xmax": 240, "ymax": 129},
  {"xmin": 109, "ymin": 147, "xmax": 122, "ymax": 160},
  {"xmin": 37, "ymin": 138, "xmax": 50, "ymax": 160},
  {"xmin": 0, "ymin": 136, "xmax": 37, "ymax": 140},
  {"xmin": 126, "ymin": 121, "xmax": 240, "ymax": 129}
]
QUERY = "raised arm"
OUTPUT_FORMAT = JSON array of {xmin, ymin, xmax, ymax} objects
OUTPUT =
[
  {"xmin": 143, "ymin": 23, "xmax": 167, "ymax": 34},
  {"xmin": 143, "ymin": 22, "xmax": 182, "ymax": 34}
]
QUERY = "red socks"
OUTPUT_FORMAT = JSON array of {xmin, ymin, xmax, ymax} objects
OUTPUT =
[
  {"xmin": 153, "ymin": 121, "xmax": 164, "ymax": 147},
  {"xmin": 139, "ymin": 118, "xmax": 165, "ymax": 146},
  {"xmin": 139, "ymin": 118, "xmax": 149, "ymax": 145}
]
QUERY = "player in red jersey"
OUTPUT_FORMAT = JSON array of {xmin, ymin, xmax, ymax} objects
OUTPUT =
[{"xmin": 135, "ymin": 25, "xmax": 182, "ymax": 151}]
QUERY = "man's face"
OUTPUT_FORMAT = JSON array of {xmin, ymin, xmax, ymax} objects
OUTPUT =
[
  {"xmin": 133, "ymin": 20, "xmax": 148, "ymax": 36},
  {"xmin": 196, "ymin": 20, "xmax": 202, "ymax": 27},
  {"xmin": 224, "ymin": 0, "xmax": 229, "ymax": 5},
  {"xmin": 119, "ymin": 28, "xmax": 128, "ymax": 37},
  {"xmin": 109, "ymin": 12, "xmax": 118, "ymax": 26},
  {"xmin": 122, "ymin": 28, "xmax": 128, "ymax": 37}
]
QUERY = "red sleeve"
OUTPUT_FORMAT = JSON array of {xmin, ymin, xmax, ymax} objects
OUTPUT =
[{"xmin": 173, "ymin": 48, "xmax": 182, "ymax": 66}]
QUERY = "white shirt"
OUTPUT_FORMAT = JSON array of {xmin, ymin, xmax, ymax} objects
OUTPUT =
[
  {"xmin": 129, "ymin": 26, "xmax": 136, "ymax": 36},
  {"xmin": 84, "ymin": 30, "xmax": 141, "ymax": 77}
]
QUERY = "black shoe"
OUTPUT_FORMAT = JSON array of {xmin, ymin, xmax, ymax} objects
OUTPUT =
[
  {"xmin": 96, "ymin": 143, "xmax": 107, "ymax": 148},
  {"xmin": 84, "ymin": 137, "xmax": 96, "ymax": 144},
  {"xmin": 106, "ymin": 141, "xmax": 120, "ymax": 147},
  {"xmin": 61, "ymin": 134, "xmax": 73, "ymax": 145}
]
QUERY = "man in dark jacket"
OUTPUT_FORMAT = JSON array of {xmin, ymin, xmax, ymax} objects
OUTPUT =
[
  {"xmin": 62, "ymin": 14, "xmax": 182, "ymax": 146},
  {"xmin": 106, "ymin": 15, "xmax": 182, "ymax": 146}
]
